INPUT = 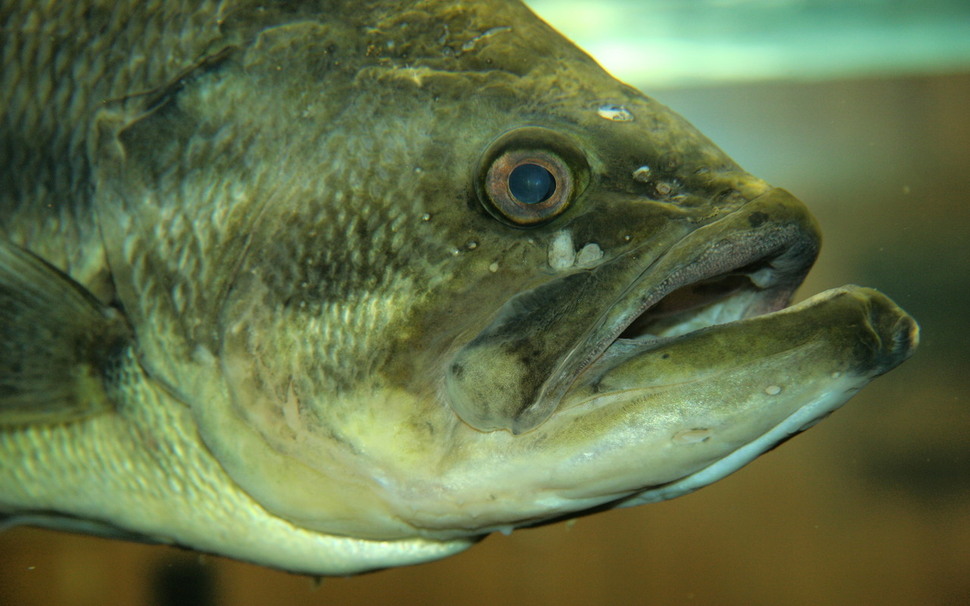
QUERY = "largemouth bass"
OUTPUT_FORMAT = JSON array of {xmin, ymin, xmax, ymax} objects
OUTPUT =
[{"xmin": 0, "ymin": 0, "xmax": 918, "ymax": 574}]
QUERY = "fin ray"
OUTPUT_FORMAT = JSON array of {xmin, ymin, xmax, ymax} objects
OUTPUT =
[{"xmin": 0, "ymin": 239, "xmax": 129, "ymax": 425}]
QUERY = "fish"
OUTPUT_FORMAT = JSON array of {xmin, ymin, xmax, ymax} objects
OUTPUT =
[{"xmin": 0, "ymin": 0, "xmax": 918, "ymax": 575}]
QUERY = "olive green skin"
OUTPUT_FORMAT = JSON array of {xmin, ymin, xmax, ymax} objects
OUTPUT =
[{"xmin": 0, "ymin": 0, "xmax": 917, "ymax": 574}]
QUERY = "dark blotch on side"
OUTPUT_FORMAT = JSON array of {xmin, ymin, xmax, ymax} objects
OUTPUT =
[{"xmin": 748, "ymin": 211, "xmax": 769, "ymax": 228}]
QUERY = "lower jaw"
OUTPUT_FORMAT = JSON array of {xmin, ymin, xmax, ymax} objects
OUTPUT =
[{"xmin": 390, "ymin": 286, "xmax": 916, "ymax": 538}]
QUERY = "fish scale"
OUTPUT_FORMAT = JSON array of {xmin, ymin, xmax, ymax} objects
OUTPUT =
[{"xmin": 0, "ymin": 0, "xmax": 229, "ymax": 284}]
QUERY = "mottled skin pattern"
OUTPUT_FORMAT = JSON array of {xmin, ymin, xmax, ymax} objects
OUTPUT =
[{"xmin": 0, "ymin": 0, "xmax": 917, "ymax": 574}]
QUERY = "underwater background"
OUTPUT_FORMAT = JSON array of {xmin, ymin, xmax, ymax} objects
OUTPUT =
[{"xmin": 2, "ymin": 1, "xmax": 968, "ymax": 604}]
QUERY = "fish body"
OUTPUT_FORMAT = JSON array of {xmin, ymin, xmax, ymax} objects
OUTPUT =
[{"xmin": 0, "ymin": 0, "xmax": 917, "ymax": 574}]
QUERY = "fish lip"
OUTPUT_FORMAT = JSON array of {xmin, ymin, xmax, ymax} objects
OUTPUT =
[{"xmin": 570, "ymin": 192, "xmax": 821, "ymax": 383}]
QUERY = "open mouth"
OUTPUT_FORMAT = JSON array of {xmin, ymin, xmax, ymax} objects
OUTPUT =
[
  {"xmin": 616, "ymin": 262, "xmax": 776, "ymax": 343},
  {"xmin": 585, "ymin": 218, "xmax": 819, "ymax": 377}
]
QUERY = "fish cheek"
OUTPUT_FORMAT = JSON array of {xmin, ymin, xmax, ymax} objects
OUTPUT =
[
  {"xmin": 445, "ymin": 341, "xmax": 542, "ymax": 433},
  {"xmin": 442, "ymin": 268, "xmax": 601, "ymax": 433}
]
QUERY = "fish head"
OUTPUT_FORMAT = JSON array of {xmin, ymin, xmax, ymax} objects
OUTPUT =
[{"xmin": 99, "ymin": 0, "xmax": 917, "ymax": 542}]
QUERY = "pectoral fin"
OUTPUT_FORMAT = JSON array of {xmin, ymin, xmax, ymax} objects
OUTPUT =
[{"xmin": 0, "ymin": 239, "xmax": 129, "ymax": 425}]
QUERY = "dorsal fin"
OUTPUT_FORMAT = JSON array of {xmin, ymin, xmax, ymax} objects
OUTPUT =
[{"xmin": 0, "ymin": 239, "xmax": 130, "ymax": 425}]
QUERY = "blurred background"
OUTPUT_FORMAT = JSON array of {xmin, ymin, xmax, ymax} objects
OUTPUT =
[{"xmin": 2, "ymin": 1, "xmax": 968, "ymax": 604}]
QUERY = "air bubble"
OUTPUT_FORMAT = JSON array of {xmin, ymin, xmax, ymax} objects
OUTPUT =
[
  {"xmin": 576, "ymin": 243, "xmax": 603, "ymax": 267},
  {"xmin": 764, "ymin": 385, "xmax": 782, "ymax": 396}
]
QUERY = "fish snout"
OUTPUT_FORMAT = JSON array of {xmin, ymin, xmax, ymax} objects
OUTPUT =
[{"xmin": 842, "ymin": 285, "xmax": 920, "ymax": 377}]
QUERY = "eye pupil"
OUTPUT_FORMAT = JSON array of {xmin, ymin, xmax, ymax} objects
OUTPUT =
[{"xmin": 508, "ymin": 163, "xmax": 556, "ymax": 204}]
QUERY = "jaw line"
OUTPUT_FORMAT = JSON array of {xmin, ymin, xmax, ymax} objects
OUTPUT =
[{"xmin": 614, "ymin": 372, "xmax": 863, "ymax": 508}]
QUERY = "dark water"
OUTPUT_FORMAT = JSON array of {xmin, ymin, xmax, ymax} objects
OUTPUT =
[{"xmin": 1, "ymin": 71, "xmax": 966, "ymax": 606}]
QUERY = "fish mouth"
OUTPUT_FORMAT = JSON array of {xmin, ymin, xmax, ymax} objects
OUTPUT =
[
  {"xmin": 586, "ymin": 224, "xmax": 811, "ymax": 378},
  {"xmin": 548, "ymin": 187, "xmax": 825, "ymax": 424},
  {"xmin": 510, "ymin": 189, "xmax": 919, "ymax": 517},
  {"xmin": 445, "ymin": 187, "xmax": 914, "ymax": 438},
  {"xmin": 422, "ymin": 191, "xmax": 917, "ymax": 535},
  {"xmin": 619, "ymin": 266, "xmax": 776, "ymax": 342},
  {"xmin": 611, "ymin": 266, "xmax": 780, "ymax": 355}
]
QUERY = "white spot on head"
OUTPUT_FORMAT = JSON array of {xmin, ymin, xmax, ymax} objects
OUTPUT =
[
  {"xmin": 488, "ymin": 261, "xmax": 499, "ymax": 273},
  {"xmin": 765, "ymin": 385, "xmax": 783, "ymax": 396},
  {"xmin": 597, "ymin": 104, "xmax": 634, "ymax": 122},
  {"xmin": 548, "ymin": 230, "xmax": 575, "ymax": 271},
  {"xmin": 192, "ymin": 345, "xmax": 217, "ymax": 367},
  {"xmin": 575, "ymin": 243, "xmax": 603, "ymax": 268}
]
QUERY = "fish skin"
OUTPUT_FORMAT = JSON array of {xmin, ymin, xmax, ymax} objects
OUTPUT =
[{"xmin": 0, "ymin": 0, "xmax": 917, "ymax": 574}]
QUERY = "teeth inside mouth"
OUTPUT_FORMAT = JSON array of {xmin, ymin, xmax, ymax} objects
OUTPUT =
[{"xmin": 616, "ymin": 259, "xmax": 786, "ymax": 343}]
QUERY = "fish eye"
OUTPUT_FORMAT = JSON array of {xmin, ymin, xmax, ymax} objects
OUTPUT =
[
  {"xmin": 508, "ymin": 163, "xmax": 555, "ymax": 204},
  {"xmin": 484, "ymin": 149, "xmax": 574, "ymax": 226}
]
